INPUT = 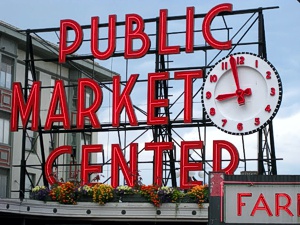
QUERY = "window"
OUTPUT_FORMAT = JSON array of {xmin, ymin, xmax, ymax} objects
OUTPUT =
[
  {"xmin": 0, "ymin": 117, "xmax": 10, "ymax": 145},
  {"xmin": 71, "ymin": 85, "xmax": 77, "ymax": 109},
  {"xmin": 25, "ymin": 122, "xmax": 37, "ymax": 152},
  {"xmin": 0, "ymin": 169, "xmax": 8, "ymax": 198},
  {"xmin": 0, "ymin": 55, "xmax": 13, "ymax": 89},
  {"xmin": 50, "ymin": 77, "xmax": 56, "ymax": 101},
  {"xmin": 0, "ymin": 151, "xmax": 8, "ymax": 161},
  {"xmin": 49, "ymin": 132, "xmax": 58, "ymax": 152},
  {"xmin": 81, "ymin": 133, "xmax": 91, "ymax": 146},
  {"xmin": 27, "ymin": 70, "xmax": 39, "ymax": 95},
  {"xmin": 85, "ymin": 88, "xmax": 92, "ymax": 108},
  {"xmin": 81, "ymin": 133, "xmax": 92, "ymax": 162},
  {"xmin": 25, "ymin": 173, "xmax": 35, "ymax": 199}
]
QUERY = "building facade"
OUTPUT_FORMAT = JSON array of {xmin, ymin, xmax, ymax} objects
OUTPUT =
[{"xmin": 0, "ymin": 21, "xmax": 113, "ymax": 199}]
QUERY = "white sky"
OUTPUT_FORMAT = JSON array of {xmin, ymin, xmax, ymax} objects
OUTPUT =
[{"xmin": 2, "ymin": 0, "xmax": 300, "ymax": 184}]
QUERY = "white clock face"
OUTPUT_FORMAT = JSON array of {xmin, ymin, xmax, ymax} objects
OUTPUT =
[{"xmin": 202, "ymin": 52, "xmax": 282, "ymax": 135}]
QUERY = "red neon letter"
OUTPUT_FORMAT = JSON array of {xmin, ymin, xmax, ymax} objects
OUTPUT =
[
  {"xmin": 145, "ymin": 142, "xmax": 173, "ymax": 186},
  {"xmin": 77, "ymin": 78, "xmax": 102, "ymax": 129},
  {"xmin": 147, "ymin": 72, "xmax": 169, "ymax": 125},
  {"xmin": 111, "ymin": 143, "xmax": 138, "ymax": 188},
  {"xmin": 81, "ymin": 145, "xmax": 102, "ymax": 185},
  {"xmin": 45, "ymin": 145, "xmax": 72, "ymax": 186},
  {"xmin": 45, "ymin": 80, "xmax": 70, "ymax": 130},
  {"xmin": 91, "ymin": 15, "xmax": 116, "ymax": 60},
  {"xmin": 237, "ymin": 193, "xmax": 252, "ymax": 216},
  {"xmin": 186, "ymin": 7, "xmax": 195, "ymax": 53},
  {"xmin": 59, "ymin": 19, "xmax": 83, "ymax": 63},
  {"xmin": 174, "ymin": 70, "xmax": 203, "ymax": 123},
  {"xmin": 125, "ymin": 14, "xmax": 150, "ymax": 59},
  {"xmin": 180, "ymin": 141, "xmax": 203, "ymax": 189},
  {"xmin": 275, "ymin": 193, "xmax": 294, "ymax": 216},
  {"xmin": 298, "ymin": 194, "xmax": 300, "ymax": 217},
  {"xmin": 158, "ymin": 9, "xmax": 180, "ymax": 55},
  {"xmin": 112, "ymin": 74, "xmax": 138, "ymax": 127},
  {"xmin": 213, "ymin": 140, "xmax": 239, "ymax": 174},
  {"xmin": 203, "ymin": 3, "xmax": 232, "ymax": 50},
  {"xmin": 11, "ymin": 82, "xmax": 40, "ymax": 131},
  {"xmin": 251, "ymin": 193, "xmax": 273, "ymax": 216}
]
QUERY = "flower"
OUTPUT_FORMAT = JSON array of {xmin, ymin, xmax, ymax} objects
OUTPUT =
[
  {"xmin": 187, "ymin": 184, "xmax": 209, "ymax": 208},
  {"xmin": 157, "ymin": 186, "xmax": 184, "ymax": 203},
  {"xmin": 77, "ymin": 184, "xmax": 93, "ymax": 197},
  {"xmin": 49, "ymin": 182, "xmax": 78, "ymax": 205},
  {"xmin": 114, "ymin": 185, "xmax": 134, "ymax": 196},
  {"xmin": 31, "ymin": 181, "xmax": 209, "ymax": 208},
  {"xmin": 30, "ymin": 185, "xmax": 50, "ymax": 201},
  {"xmin": 92, "ymin": 183, "xmax": 114, "ymax": 205},
  {"xmin": 140, "ymin": 185, "xmax": 161, "ymax": 207}
]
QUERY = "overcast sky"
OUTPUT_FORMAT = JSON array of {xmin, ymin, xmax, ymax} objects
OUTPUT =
[{"xmin": 2, "ymin": 1, "xmax": 300, "ymax": 183}]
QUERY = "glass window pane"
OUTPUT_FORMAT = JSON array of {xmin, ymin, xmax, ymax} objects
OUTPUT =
[
  {"xmin": 25, "ymin": 128, "xmax": 34, "ymax": 150},
  {"xmin": 0, "ymin": 119, "xmax": 3, "ymax": 143},
  {"xmin": 0, "ymin": 71, "xmax": 5, "ymax": 87},
  {"xmin": 6, "ymin": 65, "xmax": 11, "ymax": 75},
  {"xmin": 3, "ymin": 119, "xmax": 9, "ymax": 144},
  {"xmin": 6, "ymin": 72, "xmax": 11, "ymax": 89},
  {"xmin": 25, "ymin": 138, "xmax": 31, "ymax": 150},
  {"xmin": 25, "ymin": 174, "xmax": 35, "ymax": 199},
  {"xmin": 0, "ymin": 151, "xmax": 8, "ymax": 160},
  {"xmin": 85, "ymin": 92, "xmax": 91, "ymax": 108},
  {"xmin": 28, "ymin": 71, "xmax": 32, "ymax": 80},
  {"xmin": 0, "ymin": 173, "xmax": 7, "ymax": 198},
  {"xmin": 25, "ymin": 130, "xmax": 33, "ymax": 150},
  {"xmin": 28, "ymin": 71, "xmax": 33, "ymax": 96}
]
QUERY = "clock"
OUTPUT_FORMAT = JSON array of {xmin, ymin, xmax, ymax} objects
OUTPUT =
[{"xmin": 202, "ymin": 52, "xmax": 282, "ymax": 135}]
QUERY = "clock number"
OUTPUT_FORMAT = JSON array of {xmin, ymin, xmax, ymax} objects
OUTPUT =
[
  {"xmin": 254, "ymin": 117, "xmax": 260, "ymax": 126},
  {"xmin": 222, "ymin": 62, "xmax": 228, "ymax": 70},
  {"xmin": 255, "ymin": 59, "xmax": 258, "ymax": 68},
  {"xmin": 270, "ymin": 87, "xmax": 276, "ymax": 96},
  {"xmin": 266, "ymin": 71, "xmax": 271, "ymax": 79},
  {"xmin": 222, "ymin": 119, "xmax": 227, "ymax": 127},
  {"xmin": 210, "ymin": 74, "xmax": 218, "ymax": 83},
  {"xmin": 237, "ymin": 123, "xmax": 243, "ymax": 131},
  {"xmin": 236, "ymin": 56, "xmax": 245, "ymax": 65},
  {"xmin": 210, "ymin": 108, "xmax": 216, "ymax": 116},
  {"xmin": 206, "ymin": 91, "xmax": 212, "ymax": 99},
  {"xmin": 265, "ymin": 105, "xmax": 271, "ymax": 113}
]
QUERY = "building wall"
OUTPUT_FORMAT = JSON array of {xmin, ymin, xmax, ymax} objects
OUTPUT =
[
  {"xmin": 0, "ymin": 34, "xmax": 17, "ymax": 198},
  {"xmin": 0, "ymin": 22, "xmax": 109, "ymax": 199},
  {"xmin": 10, "ymin": 49, "xmax": 71, "ymax": 198}
]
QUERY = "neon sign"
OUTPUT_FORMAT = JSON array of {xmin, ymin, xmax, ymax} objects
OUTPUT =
[{"xmin": 11, "ymin": 3, "xmax": 241, "ymax": 189}]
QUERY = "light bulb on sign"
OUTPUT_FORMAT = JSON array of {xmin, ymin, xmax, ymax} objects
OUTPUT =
[
  {"xmin": 198, "ymin": 171, "xmax": 204, "ymax": 178},
  {"xmin": 189, "ymin": 171, "xmax": 195, "ymax": 177}
]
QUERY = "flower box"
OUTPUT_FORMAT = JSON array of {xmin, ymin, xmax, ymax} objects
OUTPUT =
[
  {"xmin": 180, "ymin": 195, "xmax": 198, "ymax": 203},
  {"xmin": 77, "ymin": 196, "xmax": 93, "ymax": 202},
  {"xmin": 119, "ymin": 193, "xmax": 147, "ymax": 202}
]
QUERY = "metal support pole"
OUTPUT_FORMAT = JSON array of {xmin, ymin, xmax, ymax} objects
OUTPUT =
[
  {"xmin": 257, "ymin": 8, "xmax": 277, "ymax": 175},
  {"xmin": 28, "ymin": 36, "xmax": 49, "ymax": 187},
  {"xmin": 19, "ymin": 31, "xmax": 31, "ymax": 200}
]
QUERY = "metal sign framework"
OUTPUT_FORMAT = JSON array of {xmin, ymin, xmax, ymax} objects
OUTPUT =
[{"xmin": 17, "ymin": 6, "xmax": 279, "ymax": 199}]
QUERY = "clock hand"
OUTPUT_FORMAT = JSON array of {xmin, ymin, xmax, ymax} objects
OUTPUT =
[
  {"xmin": 229, "ymin": 55, "xmax": 240, "ymax": 90},
  {"xmin": 215, "ymin": 92, "xmax": 236, "ymax": 101},
  {"xmin": 216, "ymin": 88, "xmax": 252, "ymax": 102},
  {"xmin": 236, "ymin": 88, "xmax": 252, "ymax": 105}
]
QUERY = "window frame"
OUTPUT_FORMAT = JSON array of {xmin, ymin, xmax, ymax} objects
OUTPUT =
[{"xmin": 0, "ymin": 55, "xmax": 14, "ymax": 90}]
